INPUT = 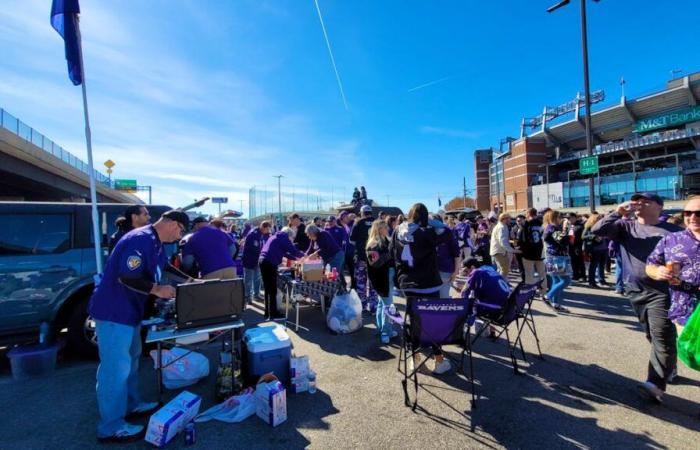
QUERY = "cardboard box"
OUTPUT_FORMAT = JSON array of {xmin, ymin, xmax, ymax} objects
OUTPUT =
[
  {"xmin": 255, "ymin": 373, "xmax": 287, "ymax": 427},
  {"xmin": 290, "ymin": 355, "xmax": 310, "ymax": 379},
  {"xmin": 301, "ymin": 261, "xmax": 324, "ymax": 282},
  {"xmin": 145, "ymin": 391, "xmax": 201, "ymax": 447}
]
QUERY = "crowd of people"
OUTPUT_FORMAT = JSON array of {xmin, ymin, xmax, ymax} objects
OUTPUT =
[{"xmin": 90, "ymin": 190, "xmax": 700, "ymax": 440}]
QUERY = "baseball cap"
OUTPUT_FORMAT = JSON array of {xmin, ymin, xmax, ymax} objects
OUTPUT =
[
  {"xmin": 360, "ymin": 205, "xmax": 373, "ymax": 214},
  {"xmin": 161, "ymin": 210, "xmax": 190, "ymax": 229},
  {"xmin": 327, "ymin": 215, "xmax": 337, "ymax": 222},
  {"xmin": 631, "ymin": 192, "xmax": 664, "ymax": 206},
  {"xmin": 191, "ymin": 216, "xmax": 208, "ymax": 225}
]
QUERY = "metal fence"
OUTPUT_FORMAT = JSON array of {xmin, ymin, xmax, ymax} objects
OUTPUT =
[
  {"xmin": 248, "ymin": 185, "xmax": 352, "ymax": 218},
  {"xmin": 1, "ymin": 107, "xmax": 111, "ymax": 186}
]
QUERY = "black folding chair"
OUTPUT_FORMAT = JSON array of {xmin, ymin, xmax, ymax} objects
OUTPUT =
[
  {"xmin": 400, "ymin": 297, "xmax": 476, "ymax": 411},
  {"xmin": 465, "ymin": 281, "xmax": 543, "ymax": 375}
]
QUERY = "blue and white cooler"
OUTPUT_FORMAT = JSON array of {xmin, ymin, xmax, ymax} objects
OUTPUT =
[{"xmin": 243, "ymin": 324, "xmax": 292, "ymax": 386}]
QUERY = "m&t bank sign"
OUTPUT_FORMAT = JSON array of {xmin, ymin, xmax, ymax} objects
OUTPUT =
[{"xmin": 635, "ymin": 105, "xmax": 700, "ymax": 133}]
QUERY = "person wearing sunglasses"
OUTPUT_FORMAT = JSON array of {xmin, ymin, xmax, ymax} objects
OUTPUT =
[
  {"xmin": 646, "ymin": 194, "xmax": 700, "ymax": 357},
  {"xmin": 89, "ymin": 210, "xmax": 191, "ymax": 442},
  {"xmin": 591, "ymin": 192, "xmax": 683, "ymax": 404}
]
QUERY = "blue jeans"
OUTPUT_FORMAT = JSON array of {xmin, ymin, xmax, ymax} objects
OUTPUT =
[
  {"xmin": 615, "ymin": 255, "xmax": 624, "ymax": 293},
  {"xmin": 439, "ymin": 271, "xmax": 452, "ymax": 298},
  {"xmin": 243, "ymin": 267, "xmax": 262, "ymax": 300},
  {"xmin": 547, "ymin": 275, "xmax": 571, "ymax": 305},
  {"xmin": 95, "ymin": 320, "xmax": 142, "ymax": 437},
  {"xmin": 375, "ymin": 268, "xmax": 395, "ymax": 338}
]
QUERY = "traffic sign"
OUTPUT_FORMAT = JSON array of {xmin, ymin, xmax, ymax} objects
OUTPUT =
[
  {"xmin": 104, "ymin": 159, "xmax": 115, "ymax": 169},
  {"xmin": 114, "ymin": 179, "xmax": 137, "ymax": 192},
  {"xmin": 579, "ymin": 156, "xmax": 599, "ymax": 175},
  {"xmin": 212, "ymin": 197, "xmax": 228, "ymax": 204}
]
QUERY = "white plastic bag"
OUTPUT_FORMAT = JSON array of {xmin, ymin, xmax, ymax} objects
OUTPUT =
[
  {"xmin": 194, "ymin": 388, "xmax": 256, "ymax": 423},
  {"xmin": 150, "ymin": 347, "xmax": 210, "ymax": 390},
  {"xmin": 326, "ymin": 289, "xmax": 363, "ymax": 334}
]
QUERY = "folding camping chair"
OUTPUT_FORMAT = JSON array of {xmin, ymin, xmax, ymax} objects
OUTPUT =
[
  {"xmin": 465, "ymin": 281, "xmax": 542, "ymax": 375},
  {"xmin": 400, "ymin": 297, "xmax": 476, "ymax": 411}
]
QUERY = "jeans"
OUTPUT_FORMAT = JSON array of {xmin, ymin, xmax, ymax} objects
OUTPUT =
[
  {"xmin": 243, "ymin": 267, "xmax": 262, "ymax": 300},
  {"xmin": 614, "ymin": 255, "xmax": 624, "ymax": 293},
  {"xmin": 439, "ymin": 271, "xmax": 452, "ymax": 298},
  {"xmin": 95, "ymin": 320, "xmax": 142, "ymax": 437},
  {"xmin": 627, "ymin": 286, "xmax": 677, "ymax": 390},
  {"xmin": 547, "ymin": 274, "xmax": 571, "ymax": 305},
  {"xmin": 523, "ymin": 258, "xmax": 548, "ymax": 291},
  {"xmin": 376, "ymin": 270, "xmax": 394, "ymax": 339}
]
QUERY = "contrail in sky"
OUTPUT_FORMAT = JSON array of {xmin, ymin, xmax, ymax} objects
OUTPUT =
[
  {"xmin": 314, "ymin": 0, "xmax": 348, "ymax": 111},
  {"xmin": 408, "ymin": 76, "xmax": 454, "ymax": 93}
]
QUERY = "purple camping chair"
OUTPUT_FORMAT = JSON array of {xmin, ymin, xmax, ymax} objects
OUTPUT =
[
  {"xmin": 466, "ymin": 281, "xmax": 543, "ymax": 375},
  {"xmin": 400, "ymin": 296, "xmax": 475, "ymax": 411}
]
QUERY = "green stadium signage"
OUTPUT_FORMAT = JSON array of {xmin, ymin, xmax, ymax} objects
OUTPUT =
[
  {"xmin": 635, "ymin": 105, "xmax": 700, "ymax": 133},
  {"xmin": 579, "ymin": 156, "xmax": 599, "ymax": 176}
]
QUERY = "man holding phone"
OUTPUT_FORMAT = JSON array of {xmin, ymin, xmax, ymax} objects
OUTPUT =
[{"xmin": 592, "ymin": 193, "xmax": 682, "ymax": 403}]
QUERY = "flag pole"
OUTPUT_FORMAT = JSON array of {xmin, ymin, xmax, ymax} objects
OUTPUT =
[{"xmin": 74, "ymin": 14, "xmax": 103, "ymax": 275}]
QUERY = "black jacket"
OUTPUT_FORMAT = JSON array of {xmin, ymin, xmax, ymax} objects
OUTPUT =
[
  {"xmin": 294, "ymin": 223, "xmax": 310, "ymax": 252},
  {"xmin": 390, "ymin": 221, "xmax": 448, "ymax": 294},
  {"xmin": 349, "ymin": 215, "xmax": 375, "ymax": 261},
  {"xmin": 366, "ymin": 238, "xmax": 392, "ymax": 297},
  {"xmin": 518, "ymin": 218, "xmax": 543, "ymax": 261}
]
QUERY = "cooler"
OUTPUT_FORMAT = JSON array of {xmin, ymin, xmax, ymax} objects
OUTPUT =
[{"xmin": 243, "ymin": 324, "xmax": 291, "ymax": 385}]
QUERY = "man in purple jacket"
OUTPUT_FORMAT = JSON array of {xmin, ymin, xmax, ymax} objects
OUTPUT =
[
  {"xmin": 242, "ymin": 221, "xmax": 271, "ymax": 304},
  {"xmin": 181, "ymin": 219, "xmax": 237, "ymax": 279},
  {"xmin": 259, "ymin": 227, "xmax": 305, "ymax": 319},
  {"xmin": 306, "ymin": 224, "xmax": 345, "ymax": 285}
]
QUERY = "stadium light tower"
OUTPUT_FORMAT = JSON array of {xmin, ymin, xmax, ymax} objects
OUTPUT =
[{"xmin": 548, "ymin": 0, "xmax": 600, "ymax": 213}]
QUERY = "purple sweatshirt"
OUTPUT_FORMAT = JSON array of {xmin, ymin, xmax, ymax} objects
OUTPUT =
[{"xmin": 259, "ymin": 231, "xmax": 304, "ymax": 266}]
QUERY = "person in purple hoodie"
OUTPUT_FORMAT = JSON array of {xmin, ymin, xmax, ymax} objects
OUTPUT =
[
  {"xmin": 259, "ymin": 227, "xmax": 306, "ymax": 319},
  {"xmin": 433, "ymin": 214, "xmax": 460, "ymax": 297},
  {"xmin": 242, "ymin": 221, "xmax": 271, "ymax": 304}
]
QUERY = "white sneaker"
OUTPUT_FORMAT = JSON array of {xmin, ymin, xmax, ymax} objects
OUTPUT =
[
  {"xmin": 432, "ymin": 358, "xmax": 452, "ymax": 375},
  {"xmin": 407, "ymin": 354, "xmax": 427, "ymax": 374}
]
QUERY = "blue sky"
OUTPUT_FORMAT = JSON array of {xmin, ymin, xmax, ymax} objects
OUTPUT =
[{"xmin": 1, "ymin": 0, "xmax": 698, "ymax": 216}]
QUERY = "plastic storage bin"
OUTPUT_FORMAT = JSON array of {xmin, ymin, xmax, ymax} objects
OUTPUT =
[
  {"xmin": 243, "ymin": 324, "xmax": 291, "ymax": 385},
  {"xmin": 6, "ymin": 344, "xmax": 59, "ymax": 380}
]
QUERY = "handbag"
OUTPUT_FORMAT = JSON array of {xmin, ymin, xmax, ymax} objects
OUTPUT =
[{"xmin": 677, "ymin": 300, "xmax": 700, "ymax": 371}]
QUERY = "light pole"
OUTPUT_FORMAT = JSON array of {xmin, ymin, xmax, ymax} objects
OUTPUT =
[
  {"xmin": 273, "ymin": 175, "xmax": 283, "ymax": 218},
  {"xmin": 548, "ymin": 0, "xmax": 599, "ymax": 213}
]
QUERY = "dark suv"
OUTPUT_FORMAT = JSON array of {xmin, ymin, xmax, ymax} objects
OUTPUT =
[{"xmin": 0, "ymin": 202, "xmax": 173, "ymax": 357}]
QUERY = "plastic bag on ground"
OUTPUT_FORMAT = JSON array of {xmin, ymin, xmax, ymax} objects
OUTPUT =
[
  {"xmin": 150, "ymin": 347, "xmax": 210, "ymax": 390},
  {"xmin": 194, "ymin": 388, "xmax": 256, "ymax": 423},
  {"xmin": 677, "ymin": 303, "xmax": 700, "ymax": 371},
  {"xmin": 326, "ymin": 289, "xmax": 363, "ymax": 334}
]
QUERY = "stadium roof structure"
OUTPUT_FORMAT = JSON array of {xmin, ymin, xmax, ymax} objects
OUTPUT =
[{"xmin": 527, "ymin": 72, "xmax": 700, "ymax": 153}]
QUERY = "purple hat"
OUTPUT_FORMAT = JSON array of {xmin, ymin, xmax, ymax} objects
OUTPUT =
[
  {"xmin": 339, "ymin": 211, "xmax": 349, "ymax": 220},
  {"xmin": 631, "ymin": 192, "xmax": 664, "ymax": 206}
]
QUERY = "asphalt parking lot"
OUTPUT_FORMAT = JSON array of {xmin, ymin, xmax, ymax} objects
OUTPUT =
[{"xmin": 2, "ymin": 280, "xmax": 700, "ymax": 449}]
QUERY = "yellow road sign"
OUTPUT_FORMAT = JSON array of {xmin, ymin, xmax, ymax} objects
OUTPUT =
[{"xmin": 104, "ymin": 159, "xmax": 115, "ymax": 169}]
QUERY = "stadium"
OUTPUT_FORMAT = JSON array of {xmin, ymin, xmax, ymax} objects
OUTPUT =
[{"xmin": 474, "ymin": 71, "xmax": 700, "ymax": 212}]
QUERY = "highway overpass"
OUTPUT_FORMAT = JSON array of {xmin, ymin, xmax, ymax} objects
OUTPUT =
[{"xmin": 0, "ymin": 108, "xmax": 141, "ymax": 203}]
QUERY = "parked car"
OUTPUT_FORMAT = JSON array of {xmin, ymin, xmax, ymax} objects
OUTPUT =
[{"xmin": 0, "ymin": 202, "xmax": 175, "ymax": 358}]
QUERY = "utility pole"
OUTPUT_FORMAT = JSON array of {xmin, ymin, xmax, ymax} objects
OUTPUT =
[
  {"xmin": 548, "ymin": 0, "xmax": 599, "ymax": 213},
  {"xmin": 386, "ymin": 194, "xmax": 390, "ymax": 206},
  {"xmin": 273, "ymin": 175, "xmax": 283, "ymax": 217},
  {"xmin": 463, "ymin": 177, "xmax": 468, "ymax": 208}
]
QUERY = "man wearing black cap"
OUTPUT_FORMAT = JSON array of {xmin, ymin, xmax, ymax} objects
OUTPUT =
[
  {"xmin": 89, "ymin": 210, "xmax": 191, "ymax": 442},
  {"xmin": 592, "ymin": 193, "xmax": 682, "ymax": 403}
]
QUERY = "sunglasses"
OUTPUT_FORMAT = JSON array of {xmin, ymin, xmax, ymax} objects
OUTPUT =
[{"xmin": 683, "ymin": 210, "xmax": 700, "ymax": 218}]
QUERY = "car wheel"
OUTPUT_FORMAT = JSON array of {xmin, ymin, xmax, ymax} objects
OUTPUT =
[{"xmin": 67, "ymin": 296, "xmax": 98, "ymax": 359}]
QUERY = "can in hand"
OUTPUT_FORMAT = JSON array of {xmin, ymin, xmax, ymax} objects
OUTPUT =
[
  {"xmin": 665, "ymin": 262, "xmax": 681, "ymax": 285},
  {"xmin": 184, "ymin": 422, "xmax": 196, "ymax": 446}
]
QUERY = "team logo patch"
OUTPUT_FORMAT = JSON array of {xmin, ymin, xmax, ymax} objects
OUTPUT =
[{"xmin": 127, "ymin": 256, "xmax": 142, "ymax": 270}]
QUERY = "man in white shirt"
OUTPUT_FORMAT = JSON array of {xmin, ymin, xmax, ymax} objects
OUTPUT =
[{"xmin": 489, "ymin": 213, "xmax": 520, "ymax": 278}]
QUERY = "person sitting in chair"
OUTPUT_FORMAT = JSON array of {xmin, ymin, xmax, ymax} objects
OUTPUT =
[{"xmin": 460, "ymin": 258, "xmax": 512, "ymax": 336}]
